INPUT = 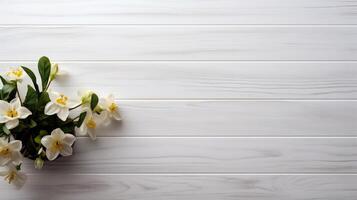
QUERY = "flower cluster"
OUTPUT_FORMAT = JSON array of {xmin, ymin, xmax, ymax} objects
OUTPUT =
[{"xmin": 0, "ymin": 57, "xmax": 121, "ymax": 188}]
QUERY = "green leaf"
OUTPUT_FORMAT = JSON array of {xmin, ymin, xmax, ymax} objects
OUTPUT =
[
  {"xmin": 90, "ymin": 93, "xmax": 99, "ymax": 110},
  {"xmin": 2, "ymin": 126, "xmax": 10, "ymax": 135},
  {"xmin": 34, "ymin": 135, "xmax": 42, "ymax": 144},
  {"xmin": 29, "ymin": 120, "xmax": 37, "ymax": 128},
  {"xmin": 38, "ymin": 92, "xmax": 50, "ymax": 111},
  {"xmin": 0, "ymin": 75, "xmax": 8, "ymax": 85},
  {"xmin": 1, "ymin": 84, "xmax": 16, "ymax": 101},
  {"xmin": 38, "ymin": 56, "xmax": 51, "ymax": 91},
  {"xmin": 24, "ymin": 85, "xmax": 38, "ymax": 111},
  {"xmin": 21, "ymin": 66, "xmax": 40, "ymax": 93},
  {"xmin": 76, "ymin": 112, "xmax": 87, "ymax": 128},
  {"xmin": 39, "ymin": 130, "xmax": 48, "ymax": 136}
]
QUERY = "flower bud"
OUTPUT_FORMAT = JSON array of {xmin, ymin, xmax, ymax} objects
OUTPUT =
[
  {"xmin": 34, "ymin": 158, "xmax": 44, "ymax": 169},
  {"xmin": 50, "ymin": 63, "xmax": 59, "ymax": 81}
]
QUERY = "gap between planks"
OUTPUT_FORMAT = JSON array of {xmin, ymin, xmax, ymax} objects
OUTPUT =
[{"xmin": 2, "ymin": 24, "xmax": 357, "ymax": 27}]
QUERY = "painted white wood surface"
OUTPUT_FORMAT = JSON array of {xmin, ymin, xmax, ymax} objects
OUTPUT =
[
  {"xmin": 19, "ymin": 138, "xmax": 357, "ymax": 173},
  {"xmin": 1, "ymin": 0, "xmax": 357, "ymax": 199},
  {"xmin": 2, "ymin": 62, "xmax": 357, "ymax": 99},
  {"xmin": 2, "ymin": 175, "xmax": 357, "ymax": 200},
  {"xmin": 0, "ymin": 27, "xmax": 356, "ymax": 61},
  {"xmin": 1, "ymin": 0, "xmax": 357, "ymax": 25}
]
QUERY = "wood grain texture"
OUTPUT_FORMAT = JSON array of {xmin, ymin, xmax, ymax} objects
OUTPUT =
[
  {"xmin": 1, "ymin": 0, "xmax": 357, "ymax": 25},
  {"xmin": 21, "ymin": 138, "xmax": 357, "ymax": 174},
  {"xmin": 0, "ymin": 26, "xmax": 357, "ymax": 60},
  {"xmin": 2, "ymin": 175, "xmax": 357, "ymax": 200},
  {"xmin": 2, "ymin": 62, "xmax": 357, "ymax": 99},
  {"xmin": 70, "ymin": 100, "xmax": 357, "ymax": 137}
]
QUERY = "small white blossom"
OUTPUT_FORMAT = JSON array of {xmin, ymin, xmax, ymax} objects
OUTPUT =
[
  {"xmin": 44, "ymin": 91, "xmax": 78, "ymax": 121},
  {"xmin": 0, "ymin": 139, "xmax": 22, "ymax": 166},
  {"xmin": 99, "ymin": 94, "xmax": 121, "ymax": 125},
  {"xmin": 5, "ymin": 67, "xmax": 24, "ymax": 82},
  {"xmin": 41, "ymin": 128, "xmax": 76, "ymax": 161},
  {"xmin": 0, "ymin": 164, "xmax": 26, "ymax": 188},
  {"xmin": 0, "ymin": 98, "xmax": 32, "ymax": 129},
  {"xmin": 75, "ymin": 108, "xmax": 106, "ymax": 140}
]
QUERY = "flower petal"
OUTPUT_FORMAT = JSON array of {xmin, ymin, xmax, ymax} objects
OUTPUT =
[
  {"xmin": 13, "ymin": 171, "xmax": 27, "ymax": 188},
  {"xmin": 59, "ymin": 144, "xmax": 73, "ymax": 156},
  {"xmin": 51, "ymin": 128, "xmax": 65, "ymax": 140},
  {"xmin": 48, "ymin": 91, "xmax": 59, "ymax": 102},
  {"xmin": 0, "ymin": 100, "xmax": 10, "ymax": 114},
  {"xmin": 57, "ymin": 108, "xmax": 69, "ymax": 121},
  {"xmin": 41, "ymin": 136, "xmax": 54, "ymax": 149},
  {"xmin": 0, "ymin": 157, "xmax": 11, "ymax": 165},
  {"xmin": 0, "ymin": 115, "xmax": 9, "ymax": 123},
  {"xmin": 8, "ymin": 140, "xmax": 22, "ymax": 151},
  {"xmin": 46, "ymin": 149, "xmax": 60, "ymax": 161},
  {"xmin": 87, "ymin": 129, "xmax": 97, "ymax": 141},
  {"xmin": 75, "ymin": 125, "xmax": 87, "ymax": 136},
  {"xmin": 6, "ymin": 119, "xmax": 19, "ymax": 129},
  {"xmin": 11, "ymin": 151, "xmax": 23, "ymax": 165},
  {"xmin": 112, "ymin": 110, "xmax": 122, "ymax": 121},
  {"xmin": 10, "ymin": 98, "xmax": 21, "ymax": 110},
  {"xmin": 44, "ymin": 102, "xmax": 60, "ymax": 116},
  {"xmin": 63, "ymin": 134, "xmax": 76, "ymax": 146},
  {"xmin": 18, "ymin": 107, "xmax": 32, "ymax": 119}
]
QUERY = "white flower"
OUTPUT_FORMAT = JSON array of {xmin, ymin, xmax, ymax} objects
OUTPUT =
[
  {"xmin": 100, "ymin": 94, "xmax": 121, "ymax": 125},
  {"xmin": 75, "ymin": 108, "xmax": 106, "ymax": 140},
  {"xmin": 41, "ymin": 128, "xmax": 76, "ymax": 161},
  {"xmin": 0, "ymin": 98, "xmax": 32, "ymax": 129},
  {"xmin": 0, "ymin": 139, "xmax": 22, "ymax": 166},
  {"xmin": 0, "ymin": 164, "xmax": 26, "ymax": 188},
  {"xmin": 5, "ymin": 67, "xmax": 24, "ymax": 82},
  {"xmin": 44, "ymin": 91, "xmax": 78, "ymax": 121}
]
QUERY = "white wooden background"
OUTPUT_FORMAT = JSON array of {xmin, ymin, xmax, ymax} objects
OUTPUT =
[{"xmin": 1, "ymin": 0, "xmax": 357, "ymax": 199}]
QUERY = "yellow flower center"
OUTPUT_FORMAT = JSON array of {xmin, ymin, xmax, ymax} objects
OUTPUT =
[
  {"xmin": 56, "ymin": 95, "xmax": 68, "ymax": 106},
  {"xmin": 50, "ymin": 140, "xmax": 63, "ymax": 152},
  {"xmin": 8, "ymin": 68, "xmax": 23, "ymax": 78},
  {"xmin": 0, "ymin": 147, "xmax": 10, "ymax": 156},
  {"xmin": 86, "ymin": 118, "xmax": 97, "ymax": 129},
  {"xmin": 4, "ymin": 171, "xmax": 16, "ymax": 184},
  {"xmin": 6, "ymin": 109, "xmax": 18, "ymax": 118},
  {"xmin": 109, "ymin": 103, "xmax": 118, "ymax": 113}
]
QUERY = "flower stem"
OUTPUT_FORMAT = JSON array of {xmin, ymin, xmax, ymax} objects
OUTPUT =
[
  {"xmin": 15, "ymin": 82, "xmax": 23, "ymax": 105},
  {"xmin": 43, "ymin": 79, "xmax": 53, "ymax": 92},
  {"xmin": 69, "ymin": 103, "xmax": 83, "ymax": 111}
]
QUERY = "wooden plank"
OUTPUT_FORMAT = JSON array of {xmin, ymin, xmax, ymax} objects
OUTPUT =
[
  {"xmin": 2, "ymin": 174, "xmax": 357, "ymax": 200},
  {"xmin": 1, "ymin": 0, "xmax": 357, "ymax": 25},
  {"xmin": 0, "ymin": 27, "xmax": 356, "ymax": 61},
  {"xmin": 0, "ymin": 95, "xmax": 353, "ymax": 136},
  {"xmin": 2, "ymin": 62, "xmax": 357, "ymax": 99},
  {"xmin": 21, "ymin": 138, "xmax": 357, "ymax": 173},
  {"xmin": 77, "ymin": 100, "xmax": 357, "ymax": 137}
]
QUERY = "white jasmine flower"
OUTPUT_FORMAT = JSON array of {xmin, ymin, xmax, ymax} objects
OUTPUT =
[
  {"xmin": 5, "ymin": 67, "xmax": 24, "ymax": 82},
  {"xmin": 75, "ymin": 108, "xmax": 106, "ymax": 140},
  {"xmin": 0, "ymin": 139, "xmax": 22, "ymax": 166},
  {"xmin": 100, "ymin": 94, "xmax": 121, "ymax": 125},
  {"xmin": 41, "ymin": 128, "xmax": 76, "ymax": 161},
  {"xmin": 0, "ymin": 164, "xmax": 26, "ymax": 188},
  {"xmin": 44, "ymin": 91, "xmax": 78, "ymax": 121},
  {"xmin": 0, "ymin": 98, "xmax": 32, "ymax": 129}
]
